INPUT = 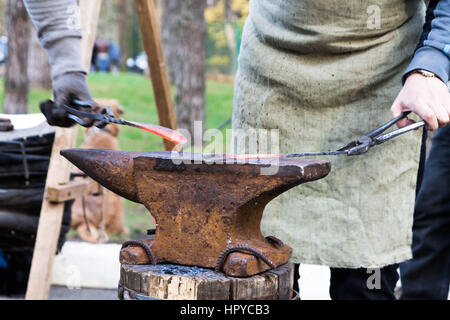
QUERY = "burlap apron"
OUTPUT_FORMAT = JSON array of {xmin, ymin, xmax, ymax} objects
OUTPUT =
[{"xmin": 232, "ymin": 0, "xmax": 426, "ymax": 268}]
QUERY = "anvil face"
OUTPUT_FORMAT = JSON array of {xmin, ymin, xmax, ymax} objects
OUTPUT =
[{"xmin": 61, "ymin": 149, "xmax": 330, "ymax": 277}]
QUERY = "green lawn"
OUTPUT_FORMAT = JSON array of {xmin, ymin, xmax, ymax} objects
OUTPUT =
[
  {"xmin": 2, "ymin": 72, "xmax": 234, "ymax": 149},
  {"xmin": 0, "ymin": 72, "xmax": 234, "ymax": 242}
]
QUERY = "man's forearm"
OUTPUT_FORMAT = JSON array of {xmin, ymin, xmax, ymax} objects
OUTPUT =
[
  {"xmin": 404, "ymin": 0, "xmax": 450, "ymax": 83},
  {"xmin": 23, "ymin": 0, "xmax": 86, "ymax": 79}
]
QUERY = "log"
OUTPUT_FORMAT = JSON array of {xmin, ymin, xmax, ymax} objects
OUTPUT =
[{"xmin": 119, "ymin": 262, "xmax": 294, "ymax": 300}]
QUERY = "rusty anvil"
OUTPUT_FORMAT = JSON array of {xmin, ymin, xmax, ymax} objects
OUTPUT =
[{"xmin": 61, "ymin": 149, "xmax": 330, "ymax": 277}]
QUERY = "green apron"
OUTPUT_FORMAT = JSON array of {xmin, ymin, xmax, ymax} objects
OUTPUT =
[{"xmin": 232, "ymin": 0, "xmax": 425, "ymax": 268}]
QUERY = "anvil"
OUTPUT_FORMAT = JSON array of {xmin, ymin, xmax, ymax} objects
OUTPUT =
[{"xmin": 61, "ymin": 149, "xmax": 330, "ymax": 277}]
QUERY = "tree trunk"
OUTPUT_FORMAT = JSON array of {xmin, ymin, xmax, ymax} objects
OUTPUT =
[
  {"xmin": 160, "ymin": 0, "xmax": 175, "ymax": 82},
  {"xmin": 0, "ymin": 1, "xmax": 6, "ymax": 36},
  {"xmin": 117, "ymin": 0, "xmax": 130, "ymax": 70},
  {"xmin": 3, "ymin": 0, "xmax": 30, "ymax": 114},
  {"xmin": 28, "ymin": 30, "xmax": 51, "ymax": 90},
  {"xmin": 162, "ymin": 0, "xmax": 206, "ymax": 139},
  {"xmin": 224, "ymin": 0, "xmax": 237, "ymax": 74}
]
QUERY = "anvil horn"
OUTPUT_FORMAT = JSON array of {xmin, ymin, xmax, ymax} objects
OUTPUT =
[{"xmin": 60, "ymin": 149, "xmax": 141, "ymax": 203}]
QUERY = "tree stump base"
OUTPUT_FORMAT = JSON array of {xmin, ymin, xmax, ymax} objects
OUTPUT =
[{"xmin": 119, "ymin": 262, "xmax": 295, "ymax": 300}]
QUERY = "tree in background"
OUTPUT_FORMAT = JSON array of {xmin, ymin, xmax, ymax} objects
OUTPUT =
[
  {"xmin": 97, "ymin": 0, "xmax": 118, "ymax": 44},
  {"xmin": 162, "ymin": 0, "xmax": 207, "ymax": 139},
  {"xmin": 3, "ymin": 0, "xmax": 29, "ymax": 114},
  {"xmin": 117, "ymin": 0, "xmax": 131, "ymax": 70},
  {"xmin": 28, "ymin": 30, "xmax": 51, "ymax": 90},
  {"xmin": 0, "ymin": 0, "xmax": 6, "ymax": 36},
  {"xmin": 204, "ymin": 0, "xmax": 248, "ymax": 74},
  {"xmin": 160, "ymin": 0, "xmax": 175, "ymax": 82}
]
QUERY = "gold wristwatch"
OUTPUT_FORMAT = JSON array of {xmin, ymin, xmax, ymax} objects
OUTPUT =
[{"xmin": 408, "ymin": 69, "xmax": 437, "ymax": 79}]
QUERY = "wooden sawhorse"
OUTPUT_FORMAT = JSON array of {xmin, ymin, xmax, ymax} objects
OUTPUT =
[{"xmin": 25, "ymin": 0, "xmax": 176, "ymax": 300}]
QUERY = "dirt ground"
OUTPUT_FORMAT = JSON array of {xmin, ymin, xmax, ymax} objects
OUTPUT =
[{"xmin": 0, "ymin": 286, "xmax": 118, "ymax": 300}]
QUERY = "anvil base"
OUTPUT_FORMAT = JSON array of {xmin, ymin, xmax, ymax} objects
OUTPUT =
[{"xmin": 119, "ymin": 238, "xmax": 292, "ymax": 277}]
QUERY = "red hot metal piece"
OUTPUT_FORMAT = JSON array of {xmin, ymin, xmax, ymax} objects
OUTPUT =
[
  {"xmin": 61, "ymin": 149, "xmax": 331, "ymax": 277},
  {"xmin": 123, "ymin": 121, "xmax": 188, "ymax": 145}
]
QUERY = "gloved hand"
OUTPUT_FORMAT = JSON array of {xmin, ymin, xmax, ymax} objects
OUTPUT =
[
  {"xmin": 23, "ymin": 0, "xmax": 102, "ymax": 128},
  {"xmin": 40, "ymin": 72, "xmax": 99, "ymax": 127}
]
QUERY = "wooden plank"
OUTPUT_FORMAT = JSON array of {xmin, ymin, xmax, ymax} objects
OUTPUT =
[
  {"xmin": 134, "ymin": 0, "xmax": 178, "ymax": 151},
  {"xmin": 79, "ymin": 0, "xmax": 103, "ymax": 68},
  {"xmin": 25, "ymin": 0, "xmax": 102, "ymax": 300},
  {"xmin": 46, "ymin": 179, "xmax": 101, "ymax": 203}
]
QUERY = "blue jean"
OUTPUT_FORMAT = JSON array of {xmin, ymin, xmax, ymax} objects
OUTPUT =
[{"xmin": 400, "ymin": 125, "xmax": 450, "ymax": 300}]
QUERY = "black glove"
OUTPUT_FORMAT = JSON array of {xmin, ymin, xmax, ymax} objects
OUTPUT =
[{"xmin": 40, "ymin": 72, "xmax": 98, "ymax": 127}]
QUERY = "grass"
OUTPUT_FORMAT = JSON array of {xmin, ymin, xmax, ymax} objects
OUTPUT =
[
  {"xmin": 0, "ymin": 72, "xmax": 234, "ymax": 242},
  {"xmin": 2, "ymin": 72, "xmax": 234, "ymax": 149}
]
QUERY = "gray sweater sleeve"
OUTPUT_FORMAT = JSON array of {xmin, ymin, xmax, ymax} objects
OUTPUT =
[
  {"xmin": 23, "ymin": 0, "xmax": 87, "ymax": 80},
  {"xmin": 404, "ymin": 0, "xmax": 450, "ymax": 83}
]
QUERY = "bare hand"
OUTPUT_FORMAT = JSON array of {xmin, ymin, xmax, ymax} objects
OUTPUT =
[{"xmin": 391, "ymin": 73, "xmax": 450, "ymax": 130}]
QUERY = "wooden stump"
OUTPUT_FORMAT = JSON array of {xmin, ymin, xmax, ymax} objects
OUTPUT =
[{"xmin": 119, "ymin": 262, "xmax": 295, "ymax": 300}]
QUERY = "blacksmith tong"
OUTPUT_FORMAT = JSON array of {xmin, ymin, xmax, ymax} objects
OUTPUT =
[
  {"xmin": 332, "ymin": 111, "xmax": 426, "ymax": 156},
  {"xmin": 214, "ymin": 112, "xmax": 426, "ymax": 160},
  {"xmin": 282, "ymin": 111, "xmax": 425, "ymax": 158},
  {"xmin": 41, "ymin": 99, "xmax": 187, "ymax": 145}
]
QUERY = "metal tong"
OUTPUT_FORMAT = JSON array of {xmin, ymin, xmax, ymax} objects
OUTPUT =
[
  {"xmin": 200, "ymin": 112, "xmax": 426, "ymax": 161},
  {"xmin": 334, "ymin": 111, "xmax": 425, "ymax": 156},
  {"xmin": 61, "ymin": 99, "xmax": 127, "ymax": 128},
  {"xmin": 60, "ymin": 99, "xmax": 187, "ymax": 145}
]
